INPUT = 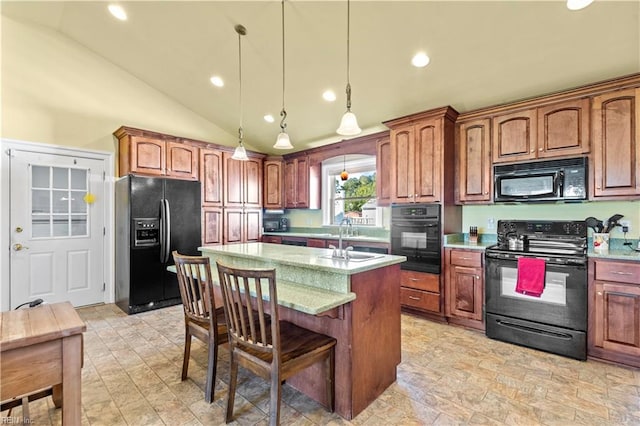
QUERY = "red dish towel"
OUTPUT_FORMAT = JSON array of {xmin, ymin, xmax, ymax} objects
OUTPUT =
[{"xmin": 515, "ymin": 257, "xmax": 546, "ymax": 297}]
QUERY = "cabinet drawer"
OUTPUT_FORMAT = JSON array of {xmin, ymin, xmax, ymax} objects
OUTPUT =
[
  {"xmin": 594, "ymin": 260, "xmax": 640, "ymax": 285},
  {"xmin": 262, "ymin": 235, "xmax": 282, "ymax": 244},
  {"xmin": 306, "ymin": 238, "xmax": 327, "ymax": 248},
  {"xmin": 400, "ymin": 270, "xmax": 440, "ymax": 293},
  {"xmin": 401, "ymin": 288, "xmax": 441, "ymax": 313},
  {"xmin": 450, "ymin": 250, "xmax": 482, "ymax": 267}
]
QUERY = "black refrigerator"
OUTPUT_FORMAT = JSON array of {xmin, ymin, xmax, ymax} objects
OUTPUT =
[{"xmin": 115, "ymin": 175, "xmax": 201, "ymax": 314}]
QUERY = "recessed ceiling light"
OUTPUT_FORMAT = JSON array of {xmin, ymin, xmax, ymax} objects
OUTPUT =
[
  {"xmin": 323, "ymin": 90, "xmax": 336, "ymax": 102},
  {"xmin": 108, "ymin": 4, "xmax": 127, "ymax": 21},
  {"xmin": 411, "ymin": 52, "xmax": 430, "ymax": 68},
  {"xmin": 264, "ymin": 114, "xmax": 275, "ymax": 123},
  {"xmin": 210, "ymin": 76, "xmax": 224, "ymax": 87},
  {"xmin": 566, "ymin": 0, "xmax": 594, "ymax": 10}
]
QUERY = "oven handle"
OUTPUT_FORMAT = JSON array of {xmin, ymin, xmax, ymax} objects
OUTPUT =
[
  {"xmin": 392, "ymin": 223, "xmax": 438, "ymax": 228},
  {"xmin": 485, "ymin": 252, "xmax": 586, "ymax": 266},
  {"xmin": 496, "ymin": 319, "xmax": 574, "ymax": 340}
]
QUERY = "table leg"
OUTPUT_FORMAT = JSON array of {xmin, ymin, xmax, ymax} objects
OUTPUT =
[{"xmin": 62, "ymin": 334, "xmax": 82, "ymax": 425}]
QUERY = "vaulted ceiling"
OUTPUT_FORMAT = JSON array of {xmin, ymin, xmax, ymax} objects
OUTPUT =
[{"xmin": 2, "ymin": 1, "xmax": 639, "ymax": 154}]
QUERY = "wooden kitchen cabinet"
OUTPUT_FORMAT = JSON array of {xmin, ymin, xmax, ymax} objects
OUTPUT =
[
  {"xmin": 200, "ymin": 148, "xmax": 223, "ymax": 206},
  {"xmin": 263, "ymin": 158, "xmax": 284, "ymax": 209},
  {"xmin": 202, "ymin": 207, "xmax": 223, "ymax": 245},
  {"xmin": 306, "ymin": 238, "xmax": 327, "ymax": 248},
  {"xmin": 492, "ymin": 98, "xmax": 589, "ymax": 164},
  {"xmin": 261, "ymin": 235, "xmax": 282, "ymax": 244},
  {"xmin": 284, "ymin": 156, "xmax": 309, "ymax": 208},
  {"xmin": 444, "ymin": 248, "xmax": 484, "ymax": 330},
  {"xmin": 384, "ymin": 106, "xmax": 458, "ymax": 204},
  {"xmin": 376, "ymin": 135, "xmax": 392, "ymax": 206},
  {"xmin": 588, "ymin": 258, "xmax": 640, "ymax": 368},
  {"xmin": 223, "ymin": 152, "xmax": 262, "ymax": 208},
  {"xmin": 400, "ymin": 270, "xmax": 442, "ymax": 315},
  {"xmin": 224, "ymin": 208, "xmax": 261, "ymax": 244},
  {"xmin": 592, "ymin": 88, "xmax": 640, "ymax": 199},
  {"xmin": 115, "ymin": 127, "xmax": 198, "ymax": 179},
  {"xmin": 455, "ymin": 118, "xmax": 492, "ymax": 203}
]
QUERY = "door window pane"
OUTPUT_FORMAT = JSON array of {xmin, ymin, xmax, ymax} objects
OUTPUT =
[
  {"xmin": 32, "ymin": 216, "xmax": 50, "ymax": 238},
  {"xmin": 70, "ymin": 169, "xmax": 87, "ymax": 190},
  {"xmin": 52, "ymin": 215, "xmax": 69, "ymax": 237},
  {"xmin": 32, "ymin": 190, "xmax": 50, "ymax": 213},
  {"xmin": 71, "ymin": 191, "xmax": 86, "ymax": 213},
  {"xmin": 71, "ymin": 215, "xmax": 87, "ymax": 236},
  {"xmin": 32, "ymin": 166, "xmax": 49, "ymax": 188},
  {"xmin": 52, "ymin": 190, "xmax": 69, "ymax": 213},
  {"xmin": 52, "ymin": 167, "xmax": 68, "ymax": 189}
]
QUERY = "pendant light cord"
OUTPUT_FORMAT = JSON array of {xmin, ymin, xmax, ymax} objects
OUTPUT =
[
  {"xmin": 280, "ymin": 0, "xmax": 287, "ymax": 131},
  {"xmin": 236, "ymin": 25, "xmax": 245, "ymax": 143},
  {"xmin": 345, "ymin": 0, "xmax": 352, "ymax": 111}
]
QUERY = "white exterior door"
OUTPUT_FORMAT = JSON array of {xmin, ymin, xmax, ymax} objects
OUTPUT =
[{"xmin": 9, "ymin": 149, "xmax": 106, "ymax": 308}]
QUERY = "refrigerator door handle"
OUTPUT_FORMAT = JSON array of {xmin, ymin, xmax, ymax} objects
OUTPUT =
[
  {"xmin": 164, "ymin": 199, "xmax": 171, "ymax": 263},
  {"xmin": 159, "ymin": 199, "xmax": 166, "ymax": 263}
]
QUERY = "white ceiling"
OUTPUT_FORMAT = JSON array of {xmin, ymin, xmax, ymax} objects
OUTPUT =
[{"xmin": 2, "ymin": 1, "xmax": 639, "ymax": 155}]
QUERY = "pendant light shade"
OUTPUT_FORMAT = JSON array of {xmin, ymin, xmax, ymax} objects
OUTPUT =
[
  {"xmin": 232, "ymin": 24, "xmax": 249, "ymax": 161},
  {"xmin": 274, "ymin": 0, "xmax": 294, "ymax": 149},
  {"xmin": 337, "ymin": 0, "xmax": 361, "ymax": 137}
]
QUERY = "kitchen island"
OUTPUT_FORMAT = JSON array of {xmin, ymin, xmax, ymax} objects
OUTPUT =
[{"xmin": 199, "ymin": 242, "xmax": 406, "ymax": 420}]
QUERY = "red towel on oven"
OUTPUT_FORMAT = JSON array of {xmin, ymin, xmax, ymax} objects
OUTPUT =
[{"xmin": 515, "ymin": 257, "xmax": 546, "ymax": 297}]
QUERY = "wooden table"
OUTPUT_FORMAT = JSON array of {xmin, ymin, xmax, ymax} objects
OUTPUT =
[{"xmin": 0, "ymin": 302, "xmax": 86, "ymax": 424}]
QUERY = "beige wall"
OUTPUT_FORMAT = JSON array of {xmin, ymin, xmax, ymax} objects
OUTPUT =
[{"xmin": 1, "ymin": 16, "xmax": 236, "ymax": 169}]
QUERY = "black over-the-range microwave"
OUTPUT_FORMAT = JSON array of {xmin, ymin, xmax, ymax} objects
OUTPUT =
[{"xmin": 494, "ymin": 157, "xmax": 587, "ymax": 203}]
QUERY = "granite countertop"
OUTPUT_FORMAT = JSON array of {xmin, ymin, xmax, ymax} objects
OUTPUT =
[
  {"xmin": 200, "ymin": 243, "xmax": 404, "ymax": 274},
  {"xmin": 443, "ymin": 233, "xmax": 496, "ymax": 250},
  {"xmin": 263, "ymin": 232, "xmax": 389, "ymax": 244},
  {"xmin": 587, "ymin": 248, "xmax": 640, "ymax": 261}
]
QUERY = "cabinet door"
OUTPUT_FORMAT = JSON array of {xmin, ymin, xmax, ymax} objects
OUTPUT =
[
  {"xmin": 592, "ymin": 88, "xmax": 640, "ymax": 198},
  {"xmin": 129, "ymin": 137, "xmax": 165, "ymax": 176},
  {"xmin": 200, "ymin": 148, "xmax": 223, "ymax": 206},
  {"xmin": 537, "ymin": 98, "xmax": 590, "ymax": 159},
  {"xmin": 244, "ymin": 208, "xmax": 262, "ymax": 243},
  {"xmin": 166, "ymin": 140, "xmax": 198, "ymax": 180},
  {"xmin": 447, "ymin": 265, "xmax": 483, "ymax": 321},
  {"xmin": 376, "ymin": 135, "xmax": 392, "ymax": 206},
  {"xmin": 264, "ymin": 160, "xmax": 284, "ymax": 209},
  {"xmin": 390, "ymin": 125, "xmax": 415, "ymax": 203},
  {"xmin": 414, "ymin": 119, "xmax": 442, "ymax": 202},
  {"xmin": 243, "ymin": 157, "xmax": 263, "ymax": 208},
  {"xmin": 593, "ymin": 281, "xmax": 640, "ymax": 358},
  {"xmin": 223, "ymin": 208, "xmax": 244, "ymax": 244},
  {"xmin": 456, "ymin": 119, "xmax": 492, "ymax": 203},
  {"xmin": 202, "ymin": 207, "xmax": 223, "ymax": 245},
  {"xmin": 223, "ymin": 152, "xmax": 244, "ymax": 207},
  {"xmin": 284, "ymin": 157, "xmax": 309, "ymax": 208},
  {"xmin": 492, "ymin": 109, "xmax": 537, "ymax": 163}
]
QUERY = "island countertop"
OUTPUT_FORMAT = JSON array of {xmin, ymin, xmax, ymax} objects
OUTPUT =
[{"xmin": 199, "ymin": 242, "xmax": 406, "ymax": 275}]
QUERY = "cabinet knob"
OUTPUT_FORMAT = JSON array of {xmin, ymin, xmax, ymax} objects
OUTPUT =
[
  {"xmin": 539, "ymin": 148, "xmax": 543, "ymax": 151},
  {"xmin": 597, "ymin": 291, "xmax": 602, "ymax": 296},
  {"xmin": 530, "ymin": 149, "xmax": 535, "ymax": 153}
]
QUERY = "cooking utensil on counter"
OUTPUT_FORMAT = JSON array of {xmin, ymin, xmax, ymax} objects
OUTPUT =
[
  {"xmin": 604, "ymin": 214, "xmax": 624, "ymax": 233},
  {"xmin": 585, "ymin": 216, "xmax": 600, "ymax": 233}
]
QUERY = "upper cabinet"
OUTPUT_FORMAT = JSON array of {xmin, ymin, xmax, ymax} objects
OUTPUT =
[
  {"xmin": 284, "ymin": 155, "xmax": 309, "ymax": 209},
  {"xmin": 376, "ymin": 134, "xmax": 392, "ymax": 206},
  {"xmin": 384, "ymin": 106, "xmax": 458, "ymax": 204},
  {"xmin": 455, "ymin": 118, "xmax": 492, "ymax": 204},
  {"xmin": 492, "ymin": 98, "xmax": 590, "ymax": 163},
  {"xmin": 263, "ymin": 158, "xmax": 284, "ymax": 209},
  {"xmin": 115, "ymin": 127, "xmax": 198, "ymax": 180},
  {"xmin": 592, "ymin": 88, "xmax": 640, "ymax": 199},
  {"xmin": 223, "ymin": 152, "xmax": 263, "ymax": 208},
  {"xmin": 200, "ymin": 147, "xmax": 223, "ymax": 207}
]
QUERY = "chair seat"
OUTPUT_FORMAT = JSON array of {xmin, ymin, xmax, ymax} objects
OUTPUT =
[
  {"xmin": 188, "ymin": 307, "xmax": 230, "ymax": 345},
  {"xmin": 235, "ymin": 321, "xmax": 336, "ymax": 367}
]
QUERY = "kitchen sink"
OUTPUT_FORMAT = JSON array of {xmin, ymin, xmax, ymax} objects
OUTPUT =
[{"xmin": 317, "ymin": 252, "xmax": 384, "ymax": 262}]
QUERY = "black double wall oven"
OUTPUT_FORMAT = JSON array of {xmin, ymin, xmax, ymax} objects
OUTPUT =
[{"xmin": 390, "ymin": 204, "xmax": 441, "ymax": 273}]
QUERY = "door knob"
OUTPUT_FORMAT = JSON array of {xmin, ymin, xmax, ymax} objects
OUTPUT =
[{"xmin": 13, "ymin": 243, "xmax": 29, "ymax": 251}]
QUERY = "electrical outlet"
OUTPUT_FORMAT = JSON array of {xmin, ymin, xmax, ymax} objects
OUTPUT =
[{"xmin": 620, "ymin": 220, "xmax": 631, "ymax": 233}]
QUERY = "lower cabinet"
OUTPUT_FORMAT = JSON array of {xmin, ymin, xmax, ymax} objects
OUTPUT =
[
  {"xmin": 306, "ymin": 238, "xmax": 327, "ymax": 248},
  {"xmin": 588, "ymin": 258, "xmax": 640, "ymax": 368},
  {"xmin": 261, "ymin": 235, "xmax": 282, "ymax": 244},
  {"xmin": 201, "ymin": 207, "xmax": 223, "ymax": 245},
  {"xmin": 444, "ymin": 248, "xmax": 484, "ymax": 330},
  {"xmin": 400, "ymin": 270, "xmax": 442, "ymax": 315}
]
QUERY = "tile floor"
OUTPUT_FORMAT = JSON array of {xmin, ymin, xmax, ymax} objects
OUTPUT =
[{"xmin": 3, "ymin": 303, "xmax": 639, "ymax": 425}]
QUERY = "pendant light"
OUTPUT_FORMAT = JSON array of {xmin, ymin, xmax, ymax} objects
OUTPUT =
[
  {"xmin": 232, "ymin": 24, "xmax": 249, "ymax": 161},
  {"xmin": 336, "ymin": 0, "xmax": 361, "ymax": 136},
  {"xmin": 273, "ymin": 0, "xmax": 294, "ymax": 149},
  {"xmin": 340, "ymin": 155, "xmax": 349, "ymax": 181}
]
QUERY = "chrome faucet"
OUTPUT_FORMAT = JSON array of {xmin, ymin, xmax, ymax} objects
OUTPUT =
[{"xmin": 329, "ymin": 217, "xmax": 353, "ymax": 259}]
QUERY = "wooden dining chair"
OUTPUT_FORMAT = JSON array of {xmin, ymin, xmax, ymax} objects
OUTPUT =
[
  {"xmin": 172, "ymin": 251, "xmax": 228, "ymax": 403},
  {"xmin": 216, "ymin": 261, "xmax": 337, "ymax": 426}
]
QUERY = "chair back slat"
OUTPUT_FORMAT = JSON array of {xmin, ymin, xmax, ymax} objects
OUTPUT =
[
  {"xmin": 217, "ymin": 262, "xmax": 279, "ymax": 354},
  {"xmin": 173, "ymin": 252, "xmax": 215, "ymax": 324}
]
